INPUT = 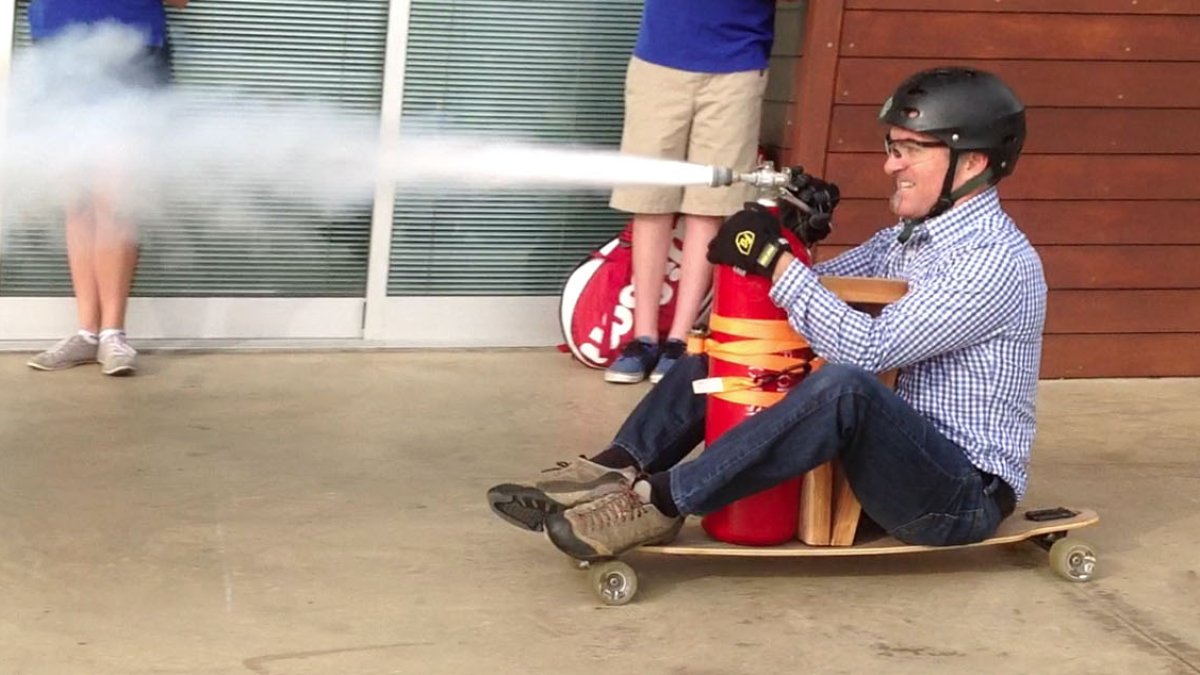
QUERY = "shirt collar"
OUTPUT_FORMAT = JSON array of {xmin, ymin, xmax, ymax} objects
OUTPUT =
[{"xmin": 897, "ymin": 188, "xmax": 1003, "ymax": 248}]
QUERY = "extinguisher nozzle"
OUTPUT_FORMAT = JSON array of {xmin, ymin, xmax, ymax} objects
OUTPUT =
[
  {"xmin": 709, "ymin": 166, "xmax": 735, "ymax": 187},
  {"xmin": 708, "ymin": 163, "xmax": 792, "ymax": 190}
]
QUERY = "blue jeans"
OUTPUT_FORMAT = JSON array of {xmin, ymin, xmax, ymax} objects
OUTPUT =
[{"xmin": 611, "ymin": 355, "xmax": 1012, "ymax": 546}]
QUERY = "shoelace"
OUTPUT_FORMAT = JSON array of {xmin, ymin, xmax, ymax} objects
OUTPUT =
[
  {"xmin": 619, "ymin": 339, "xmax": 653, "ymax": 358},
  {"xmin": 571, "ymin": 489, "xmax": 645, "ymax": 531},
  {"xmin": 659, "ymin": 340, "xmax": 686, "ymax": 360}
]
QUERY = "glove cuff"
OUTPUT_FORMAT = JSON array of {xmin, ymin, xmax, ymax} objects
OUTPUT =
[{"xmin": 755, "ymin": 237, "xmax": 791, "ymax": 276}]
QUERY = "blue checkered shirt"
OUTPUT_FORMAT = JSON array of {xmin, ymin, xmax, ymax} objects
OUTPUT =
[{"xmin": 769, "ymin": 188, "xmax": 1046, "ymax": 499}]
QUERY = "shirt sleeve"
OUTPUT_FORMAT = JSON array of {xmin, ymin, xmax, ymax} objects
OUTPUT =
[
  {"xmin": 811, "ymin": 228, "xmax": 893, "ymax": 277},
  {"xmin": 771, "ymin": 241, "xmax": 1023, "ymax": 372}
]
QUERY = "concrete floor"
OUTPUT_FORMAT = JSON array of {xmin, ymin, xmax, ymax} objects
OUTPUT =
[{"xmin": 1, "ymin": 349, "xmax": 1198, "ymax": 675}]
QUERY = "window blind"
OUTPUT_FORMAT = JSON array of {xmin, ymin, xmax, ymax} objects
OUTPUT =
[{"xmin": 389, "ymin": 0, "xmax": 642, "ymax": 295}]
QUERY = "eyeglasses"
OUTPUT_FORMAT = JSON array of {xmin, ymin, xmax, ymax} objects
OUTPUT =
[{"xmin": 884, "ymin": 135, "xmax": 946, "ymax": 162}]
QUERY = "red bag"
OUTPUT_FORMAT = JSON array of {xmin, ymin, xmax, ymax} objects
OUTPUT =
[{"xmin": 559, "ymin": 217, "xmax": 697, "ymax": 369}]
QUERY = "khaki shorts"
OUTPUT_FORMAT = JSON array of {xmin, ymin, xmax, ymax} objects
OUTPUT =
[{"xmin": 610, "ymin": 56, "xmax": 768, "ymax": 217}]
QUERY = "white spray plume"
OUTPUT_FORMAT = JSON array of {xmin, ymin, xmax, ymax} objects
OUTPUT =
[
  {"xmin": 3, "ymin": 23, "xmax": 381, "ymax": 227},
  {"xmin": 2, "ymin": 24, "xmax": 729, "ymax": 236}
]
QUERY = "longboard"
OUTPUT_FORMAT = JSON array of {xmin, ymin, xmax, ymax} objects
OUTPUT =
[{"xmin": 573, "ymin": 507, "xmax": 1099, "ymax": 605}]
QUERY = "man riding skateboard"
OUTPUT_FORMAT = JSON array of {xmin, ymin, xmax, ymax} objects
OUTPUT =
[{"xmin": 489, "ymin": 66, "xmax": 1045, "ymax": 561}]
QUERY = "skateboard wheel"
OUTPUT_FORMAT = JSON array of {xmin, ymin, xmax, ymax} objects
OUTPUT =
[
  {"xmin": 589, "ymin": 560, "xmax": 638, "ymax": 605},
  {"xmin": 1049, "ymin": 538, "xmax": 1096, "ymax": 582}
]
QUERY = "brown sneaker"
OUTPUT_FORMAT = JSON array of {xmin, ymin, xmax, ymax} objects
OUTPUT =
[
  {"xmin": 487, "ymin": 457, "xmax": 636, "ymax": 533},
  {"xmin": 545, "ymin": 487, "xmax": 684, "ymax": 561}
]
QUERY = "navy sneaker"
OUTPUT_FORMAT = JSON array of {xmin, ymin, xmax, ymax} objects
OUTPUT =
[
  {"xmin": 604, "ymin": 337, "xmax": 659, "ymax": 384},
  {"xmin": 649, "ymin": 338, "xmax": 686, "ymax": 384}
]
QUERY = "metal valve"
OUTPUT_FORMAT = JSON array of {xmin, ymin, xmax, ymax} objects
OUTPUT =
[
  {"xmin": 707, "ymin": 160, "xmax": 839, "ymax": 247},
  {"xmin": 708, "ymin": 161, "xmax": 793, "ymax": 191}
]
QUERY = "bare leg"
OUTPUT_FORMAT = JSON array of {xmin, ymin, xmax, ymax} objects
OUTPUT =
[
  {"xmin": 90, "ymin": 193, "xmax": 139, "ymax": 330},
  {"xmin": 65, "ymin": 205, "xmax": 101, "ymax": 333},
  {"xmin": 667, "ymin": 214, "xmax": 720, "ymax": 341},
  {"xmin": 631, "ymin": 213, "xmax": 676, "ymax": 341}
]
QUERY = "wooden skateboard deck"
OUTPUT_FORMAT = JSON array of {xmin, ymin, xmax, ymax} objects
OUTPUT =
[
  {"xmin": 641, "ymin": 507, "xmax": 1098, "ymax": 557},
  {"xmin": 576, "ymin": 507, "xmax": 1099, "ymax": 605}
]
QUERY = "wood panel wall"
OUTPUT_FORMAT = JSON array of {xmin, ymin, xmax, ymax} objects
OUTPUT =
[{"xmin": 782, "ymin": 0, "xmax": 1200, "ymax": 378}]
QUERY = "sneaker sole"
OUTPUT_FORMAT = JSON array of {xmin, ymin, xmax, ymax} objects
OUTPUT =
[
  {"xmin": 604, "ymin": 371, "xmax": 647, "ymax": 384},
  {"xmin": 102, "ymin": 365, "xmax": 136, "ymax": 376},
  {"xmin": 27, "ymin": 360, "xmax": 96, "ymax": 371},
  {"xmin": 487, "ymin": 484, "xmax": 564, "ymax": 532}
]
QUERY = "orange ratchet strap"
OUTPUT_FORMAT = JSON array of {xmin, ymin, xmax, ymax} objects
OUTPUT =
[{"xmin": 687, "ymin": 313, "xmax": 821, "ymax": 406}]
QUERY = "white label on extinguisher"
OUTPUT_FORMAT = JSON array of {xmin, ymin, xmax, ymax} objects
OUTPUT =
[{"xmin": 692, "ymin": 378, "xmax": 726, "ymax": 395}]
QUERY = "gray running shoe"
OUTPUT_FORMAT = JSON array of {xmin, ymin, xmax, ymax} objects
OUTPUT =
[
  {"xmin": 546, "ymin": 487, "xmax": 684, "ymax": 561},
  {"xmin": 98, "ymin": 333, "xmax": 137, "ymax": 376},
  {"xmin": 487, "ymin": 457, "xmax": 637, "ymax": 532},
  {"xmin": 27, "ymin": 334, "xmax": 98, "ymax": 371}
]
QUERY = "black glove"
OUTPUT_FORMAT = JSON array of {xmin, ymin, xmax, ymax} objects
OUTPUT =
[
  {"xmin": 794, "ymin": 210, "xmax": 833, "ymax": 247},
  {"xmin": 706, "ymin": 203, "xmax": 791, "ymax": 278},
  {"xmin": 783, "ymin": 172, "xmax": 840, "ymax": 247}
]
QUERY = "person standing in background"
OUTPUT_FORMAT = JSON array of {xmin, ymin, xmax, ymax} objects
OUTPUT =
[
  {"xmin": 25, "ymin": 0, "xmax": 188, "ymax": 377},
  {"xmin": 604, "ymin": 0, "xmax": 779, "ymax": 385}
]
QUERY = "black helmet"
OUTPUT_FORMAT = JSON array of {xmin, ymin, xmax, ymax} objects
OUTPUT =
[
  {"xmin": 880, "ymin": 66, "xmax": 1025, "ymax": 178},
  {"xmin": 879, "ymin": 67, "xmax": 1025, "ymax": 226}
]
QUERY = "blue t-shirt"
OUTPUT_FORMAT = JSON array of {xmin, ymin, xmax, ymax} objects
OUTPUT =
[
  {"xmin": 29, "ymin": 0, "xmax": 168, "ymax": 47},
  {"xmin": 634, "ymin": 0, "xmax": 776, "ymax": 73}
]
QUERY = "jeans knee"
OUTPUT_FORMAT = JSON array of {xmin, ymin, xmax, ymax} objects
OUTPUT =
[{"xmin": 806, "ymin": 363, "xmax": 875, "ymax": 393}]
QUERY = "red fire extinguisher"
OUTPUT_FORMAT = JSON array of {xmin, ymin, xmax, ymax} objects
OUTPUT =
[{"xmin": 691, "ymin": 202, "xmax": 817, "ymax": 546}]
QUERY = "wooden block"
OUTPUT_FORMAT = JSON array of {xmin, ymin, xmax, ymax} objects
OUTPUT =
[
  {"xmin": 877, "ymin": 369, "xmax": 898, "ymax": 389},
  {"xmin": 819, "ymin": 276, "xmax": 909, "ymax": 305},
  {"xmin": 798, "ymin": 462, "xmax": 834, "ymax": 545},
  {"xmin": 829, "ymin": 461, "xmax": 862, "ymax": 546}
]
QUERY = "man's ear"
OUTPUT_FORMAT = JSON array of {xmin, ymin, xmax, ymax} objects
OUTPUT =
[{"xmin": 957, "ymin": 151, "xmax": 990, "ymax": 182}]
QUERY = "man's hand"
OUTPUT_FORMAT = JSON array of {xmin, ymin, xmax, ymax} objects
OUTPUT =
[
  {"xmin": 783, "ymin": 173, "xmax": 839, "ymax": 247},
  {"xmin": 707, "ymin": 204, "xmax": 791, "ymax": 279}
]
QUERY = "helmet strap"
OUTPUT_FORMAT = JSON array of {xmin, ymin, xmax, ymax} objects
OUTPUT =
[
  {"xmin": 947, "ymin": 167, "xmax": 996, "ymax": 205},
  {"xmin": 896, "ymin": 219, "xmax": 920, "ymax": 244},
  {"xmin": 930, "ymin": 148, "xmax": 964, "ymax": 220}
]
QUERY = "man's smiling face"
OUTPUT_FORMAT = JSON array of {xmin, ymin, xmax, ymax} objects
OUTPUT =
[{"xmin": 883, "ymin": 126, "xmax": 951, "ymax": 220}]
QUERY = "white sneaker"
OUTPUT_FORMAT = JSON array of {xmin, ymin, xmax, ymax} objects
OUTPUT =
[
  {"xmin": 98, "ymin": 333, "xmax": 138, "ymax": 376},
  {"xmin": 27, "ymin": 334, "xmax": 98, "ymax": 371}
]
